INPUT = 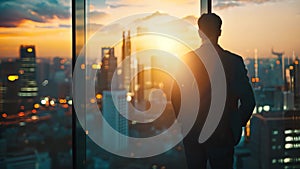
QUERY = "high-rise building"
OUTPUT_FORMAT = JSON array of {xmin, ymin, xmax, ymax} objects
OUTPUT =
[
  {"xmin": 285, "ymin": 58, "xmax": 300, "ymax": 109},
  {"xmin": 98, "ymin": 47, "xmax": 118, "ymax": 92},
  {"xmin": 18, "ymin": 45, "xmax": 38, "ymax": 109},
  {"xmin": 101, "ymin": 90, "xmax": 128, "ymax": 151},
  {"xmin": 121, "ymin": 31, "xmax": 132, "ymax": 92},
  {"xmin": 5, "ymin": 149, "xmax": 51, "ymax": 169},
  {"xmin": 250, "ymin": 111, "xmax": 300, "ymax": 169},
  {"xmin": 0, "ymin": 60, "xmax": 21, "ymax": 115},
  {"xmin": 293, "ymin": 59, "xmax": 300, "ymax": 109}
]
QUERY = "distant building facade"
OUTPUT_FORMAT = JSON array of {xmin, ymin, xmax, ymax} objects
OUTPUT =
[
  {"xmin": 102, "ymin": 90, "xmax": 128, "ymax": 151},
  {"xmin": 18, "ymin": 45, "xmax": 38, "ymax": 110},
  {"xmin": 5, "ymin": 149, "xmax": 51, "ymax": 169},
  {"xmin": 250, "ymin": 111, "xmax": 300, "ymax": 169}
]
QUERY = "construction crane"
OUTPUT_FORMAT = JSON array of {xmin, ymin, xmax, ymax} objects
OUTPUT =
[
  {"xmin": 272, "ymin": 48, "xmax": 284, "ymax": 60},
  {"xmin": 271, "ymin": 48, "xmax": 285, "ymax": 84}
]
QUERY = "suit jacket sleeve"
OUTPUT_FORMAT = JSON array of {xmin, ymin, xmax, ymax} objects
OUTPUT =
[{"xmin": 235, "ymin": 57, "xmax": 256, "ymax": 126}]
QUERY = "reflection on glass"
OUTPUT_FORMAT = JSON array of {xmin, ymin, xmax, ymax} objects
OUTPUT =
[
  {"xmin": 74, "ymin": 0, "xmax": 300, "ymax": 168},
  {"xmin": 81, "ymin": 0, "xmax": 202, "ymax": 168}
]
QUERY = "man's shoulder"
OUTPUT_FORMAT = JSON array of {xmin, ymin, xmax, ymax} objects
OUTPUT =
[{"xmin": 222, "ymin": 50, "xmax": 244, "ymax": 63}]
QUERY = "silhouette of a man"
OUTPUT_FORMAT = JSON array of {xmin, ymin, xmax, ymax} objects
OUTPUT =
[{"xmin": 171, "ymin": 13, "xmax": 256, "ymax": 169}]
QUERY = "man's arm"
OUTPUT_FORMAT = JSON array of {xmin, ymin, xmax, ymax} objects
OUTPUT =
[{"xmin": 235, "ymin": 57, "xmax": 256, "ymax": 126}]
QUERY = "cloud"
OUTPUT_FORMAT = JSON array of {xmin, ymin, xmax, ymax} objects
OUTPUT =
[
  {"xmin": 59, "ymin": 24, "xmax": 71, "ymax": 28},
  {"xmin": 213, "ymin": 0, "xmax": 277, "ymax": 10},
  {"xmin": 88, "ymin": 11, "xmax": 108, "ymax": 21},
  {"xmin": 0, "ymin": 0, "xmax": 70, "ymax": 27},
  {"xmin": 182, "ymin": 15, "xmax": 198, "ymax": 25},
  {"xmin": 106, "ymin": 4, "xmax": 129, "ymax": 8}
]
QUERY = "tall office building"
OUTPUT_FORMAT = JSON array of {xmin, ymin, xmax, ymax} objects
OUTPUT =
[
  {"xmin": 250, "ymin": 111, "xmax": 300, "ymax": 169},
  {"xmin": 121, "ymin": 31, "xmax": 132, "ymax": 92},
  {"xmin": 18, "ymin": 45, "xmax": 38, "ymax": 109},
  {"xmin": 293, "ymin": 59, "xmax": 300, "ymax": 109},
  {"xmin": 0, "ymin": 60, "xmax": 21, "ymax": 115},
  {"xmin": 5, "ymin": 149, "xmax": 51, "ymax": 169},
  {"xmin": 101, "ymin": 90, "xmax": 128, "ymax": 151},
  {"xmin": 285, "ymin": 58, "xmax": 300, "ymax": 109},
  {"xmin": 98, "ymin": 47, "xmax": 118, "ymax": 92}
]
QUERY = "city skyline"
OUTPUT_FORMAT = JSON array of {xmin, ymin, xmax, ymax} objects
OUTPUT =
[{"xmin": 0, "ymin": 0, "xmax": 299, "ymax": 58}]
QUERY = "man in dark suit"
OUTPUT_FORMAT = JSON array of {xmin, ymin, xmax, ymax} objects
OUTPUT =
[{"xmin": 171, "ymin": 13, "xmax": 256, "ymax": 169}]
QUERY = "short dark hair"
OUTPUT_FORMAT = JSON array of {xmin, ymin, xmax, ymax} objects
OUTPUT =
[{"xmin": 198, "ymin": 13, "xmax": 222, "ymax": 37}]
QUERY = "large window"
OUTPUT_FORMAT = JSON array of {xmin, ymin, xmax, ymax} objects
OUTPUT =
[
  {"xmin": 73, "ymin": 1, "xmax": 209, "ymax": 169},
  {"xmin": 73, "ymin": 0, "xmax": 300, "ymax": 168}
]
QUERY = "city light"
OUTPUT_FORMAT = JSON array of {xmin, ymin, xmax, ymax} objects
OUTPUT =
[
  {"xmin": 92, "ymin": 64, "xmax": 101, "ymax": 70},
  {"xmin": 7, "ymin": 75, "xmax": 19, "ymax": 82},
  {"xmin": 284, "ymin": 158, "xmax": 292, "ymax": 163},
  {"xmin": 27, "ymin": 48, "xmax": 33, "ymax": 53},
  {"xmin": 42, "ymin": 80, "xmax": 48, "ymax": 86},
  {"xmin": 285, "ymin": 136, "xmax": 293, "ymax": 142},
  {"xmin": 67, "ymin": 100, "xmax": 72, "ymax": 105},
  {"xmin": 258, "ymin": 106, "xmax": 263, "ymax": 113},
  {"xmin": 59, "ymin": 99, "xmax": 67, "ymax": 104},
  {"xmin": 50, "ymin": 100, "xmax": 55, "ymax": 106},
  {"xmin": 276, "ymin": 60, "xmax": 281, "ymax": 65},
  {"xmin": 33, "ymin": 103, "xmax": 40, "ymax": 109},
  {"xmin": 80, "ymin": 64, "xmax": 85, "ymax": 70},
  {"xmin": 263, "ymin": 105, "xmax": 270, "ymax": 111},
  {"xmin": 41, "ymin": 100, "xmax": 46, "ymax": 105},
  {"xmin": 90, "ymin": 98, "xmax": 96, "ymax": 104},
  {"xmin": 19, "ymin": 122, "xmax": 26, "ymax": 126},
  {"xmin": 31, "ymin": 115, "xmax": 39, "ymax": 120},
  {"xmin": 126, "ymin": 95, "xmax": 132, "ymax": 102},
  {"xmin": 2, "ymin": 113, "xmax": 7, "ymax": 118},
  {"xmin": 18, "ymin": 112, "xmax": 25, "ymax": 117},
  {"xmin": 96, "ymin": 94, "xmax": 102, "ymax": 99}
]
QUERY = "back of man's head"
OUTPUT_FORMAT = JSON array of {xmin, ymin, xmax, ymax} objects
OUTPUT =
[{"xmin": 198, "ymin": 13, "xmax": 222, "ymax": 38}]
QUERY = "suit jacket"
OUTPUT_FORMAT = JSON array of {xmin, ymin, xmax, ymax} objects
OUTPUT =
[{"xmin": 171, "ymin": 43, "xmax": 256, "ymax": 146}]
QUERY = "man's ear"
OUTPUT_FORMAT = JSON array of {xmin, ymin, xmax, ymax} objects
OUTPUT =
[{"xmin": 218, "ymin": 29, "xmax": 222, "ymax": 37}]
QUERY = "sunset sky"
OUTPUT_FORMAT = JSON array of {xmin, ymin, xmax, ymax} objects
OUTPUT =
[{"xmin": 0, "ymin": 0, "xmax": 299, "ymax": 59}]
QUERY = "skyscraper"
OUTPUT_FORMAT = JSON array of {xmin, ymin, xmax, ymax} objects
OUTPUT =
[
  {"xmin": 121, "ymin": 31, "xmax": 132, "ymax": 92},
  {"xmin": 0, "ymin": 60, "xmax": 21, "ymax": 115},
  {"xmin": 285, "ymin": 58, "xmax": 300, "ymax": 109},
  {"xmin": 98, "ymin": 47, "xmax": 118, "ymax": 92},
  {"xmin": 250, "ymin": 111, "xmax": 300, "ymax": 169},
  {"xmin": 294, "ymin": 59, "xmax": 300, "ymax": 109},
  {"xmin": 102, "ymin": 90, "xmax": 128, "ymax": 151},
  {"xmin": 18, "ymin": 45, "xmax": 38, "ymax": 109}
]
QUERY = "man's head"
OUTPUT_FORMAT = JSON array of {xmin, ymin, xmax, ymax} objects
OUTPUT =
[{"xmin": 198, "ymin": 13, "xmax": 222, "ymax": 42}]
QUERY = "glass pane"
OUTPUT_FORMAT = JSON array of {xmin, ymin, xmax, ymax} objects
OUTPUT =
[
  {"xmin": 0, "ymin": 1, "xmax": 73, "ymax": 169},
  {"xmin": 73, "ymin": 0, "xmax": 203, "ymax": 168},
  {"xmin": 213, "ymin": 0, "xmax": 300, "ymax": 168}
]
